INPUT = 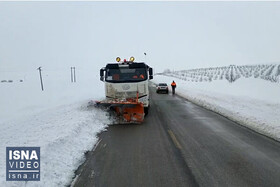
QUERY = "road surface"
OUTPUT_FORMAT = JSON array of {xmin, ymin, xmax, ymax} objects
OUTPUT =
[{"xmin": 73, "ymin": 85, "xmax": 280, "ymax": 187}]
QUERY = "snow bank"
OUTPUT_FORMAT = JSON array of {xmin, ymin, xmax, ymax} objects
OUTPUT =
[
  {"xmin": 153, "ymin": 75, "xmax": 280, "ymax": 141},
  {"xmin": 0, "ymin": 69, "xmax": 105, "ymax": 123},
  {"xmin": 0, "ymin": 69, "xmax": 110, "ymax": 186}
]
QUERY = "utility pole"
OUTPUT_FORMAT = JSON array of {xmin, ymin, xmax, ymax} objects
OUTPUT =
[
  {"xmin": 71, "ymin": 67, "xmax": 76, "ymax": 83},
  {"xmin": 37, "ymin": 67, "xmax": 44, "ymax": 91},
  {"xmin": 71, "ymin": 67, "xmax": 73, "ymax": 82},
  {"xmin": 73, "ymin": 67, "xmax": 76, "ymax": 82}
]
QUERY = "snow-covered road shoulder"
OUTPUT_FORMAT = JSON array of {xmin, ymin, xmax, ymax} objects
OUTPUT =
[
  {"xmin": 0, "ymin": 102, "xmax": 110, "ymax": 187},
  {"xmin": 152, "ymin": 75, "xmax": 280, "ymax": 142},
  {"xmin": 0, "ymin": 70, "xmax": 111, "ymax": 186}
]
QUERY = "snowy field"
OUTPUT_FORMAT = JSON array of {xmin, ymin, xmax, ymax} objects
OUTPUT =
[
  {"xmin": 164, "ymin": 64, "xmax": 280, "ymax": 83},
  {"xmin": 0, "ymin": 69, "xmax": 110, "ymax": 186},
  {"xmin": 1, "ymin": 64, "xmax": 280, "ymax": 186},
  {"xmin": 153, "ymin": 72, "xmax": 280, "ymax": 142}
]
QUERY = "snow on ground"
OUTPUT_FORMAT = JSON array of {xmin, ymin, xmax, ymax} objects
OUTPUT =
[
  {"xmin": 153, "ymin": 74, "xmax": 280, "ymax": 141},
  {"xmin": 0, "ymin": 69, "xmax": 110, "ymax": 186},
  {"xmin": 1, "ymin": 66, "xmax": 279, "ymax": 186},
  {"xmin": 0, "ymin": 69, "xmax": 105, "ymax": 123}
]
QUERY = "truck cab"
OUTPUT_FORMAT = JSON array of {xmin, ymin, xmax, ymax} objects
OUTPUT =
[{"xmin": 100, "ymin": 58, "xmax": 153, "ymax": 115}]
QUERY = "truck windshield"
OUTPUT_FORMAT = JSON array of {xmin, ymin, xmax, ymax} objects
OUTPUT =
[{"xmin": 105, "ymin": 67, "xmax": 147, "ymax": 83}]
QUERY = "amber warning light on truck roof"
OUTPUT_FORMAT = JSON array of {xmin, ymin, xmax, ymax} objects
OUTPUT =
[
  {"xmin": 116, "ymin": 56, "xmax": 135, "ymax": 63},
  {"xmin": 130, "ymin": 56, "xmax": 135, "ymax": 62}
]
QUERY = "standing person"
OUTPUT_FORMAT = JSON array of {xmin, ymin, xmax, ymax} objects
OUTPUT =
[{"xmin": 171, "ymin": 80, "xmax": 176, "ymax": 94}]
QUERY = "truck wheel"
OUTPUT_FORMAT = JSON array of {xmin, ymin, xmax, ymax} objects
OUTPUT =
[{"xmin": 144, "ymin": 107, "xmax": 149, "ymax": 116}]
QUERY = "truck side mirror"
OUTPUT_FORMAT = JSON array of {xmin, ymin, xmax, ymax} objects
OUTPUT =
[
  {"xmin": 100, "ymin": 69, "xmax": 104, "ymax": 81},
  {"xmin": 149, "ymin": 68, "xmax": 153, "ymax": 80}
]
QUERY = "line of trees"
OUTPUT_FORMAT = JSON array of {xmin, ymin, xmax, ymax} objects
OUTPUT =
[{"xmin": 163, "ymin": 64, "xmax": 280, "ymax": 83}]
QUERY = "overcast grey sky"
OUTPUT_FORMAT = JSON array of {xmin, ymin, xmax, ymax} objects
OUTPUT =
[{"xmin": 1, "ymin": 1, "xmax": 280, "ymax": 72}]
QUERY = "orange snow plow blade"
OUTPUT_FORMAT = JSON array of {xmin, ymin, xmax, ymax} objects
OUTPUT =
[
  {"xmin": 94, "ymin": 100, "xmax": 144, "ymax": 123},
  {"xmin": 93, "ymin": 91, "xmax": 145, "ymax": 123},
  {"xmin": 115, "ymin": 102, "xmax": 144, "ymax": 123}
]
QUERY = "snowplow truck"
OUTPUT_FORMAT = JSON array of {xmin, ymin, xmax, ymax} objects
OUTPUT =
[{"xmin": 99, "ymin": 57, "xmax": 153, "ymax": 123}]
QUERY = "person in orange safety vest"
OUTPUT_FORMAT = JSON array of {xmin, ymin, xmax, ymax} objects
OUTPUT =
[
  {"xmin": 133, "ymin": 72, "xmax": 145, "ymax": 79},
  {"xmin": 171, "ymin": 80, "xmax": 176, "ymax": 94}
]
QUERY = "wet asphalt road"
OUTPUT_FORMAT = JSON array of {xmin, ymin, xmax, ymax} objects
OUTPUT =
[{"xmin": 73, "ymin": 85, "xmax": 280, "ymax": 187}]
